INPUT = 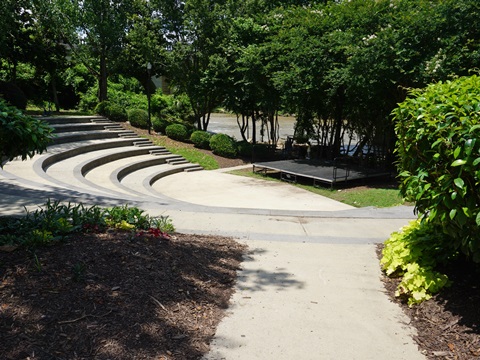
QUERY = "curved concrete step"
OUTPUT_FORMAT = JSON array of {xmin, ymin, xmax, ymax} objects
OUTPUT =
[
  {"xmin": 2, "ymin": 115, "xmax": 204, "ymax": 202},
  {"xmin": 52, "ymin": 123, "xmax": 113, "ymax": 133},
  {"xmin": 52, "ymin": 130, "xmax": 134, "ymax": 145},
  {"xmin": 125, "ymin": 163, "xmax": 203, "ymax": 197},
  {"xmin": 39, "ymin": 115, "xmax": 107, "ymax": 125},
  {"xmin": 43, "ymin": 146, "xmax": 164, "ymax": 197}
]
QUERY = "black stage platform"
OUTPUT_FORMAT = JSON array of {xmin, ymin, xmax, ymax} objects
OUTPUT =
[{"xmin": 253, "ymin": 159, "xmax": 391, "ymax": 187}]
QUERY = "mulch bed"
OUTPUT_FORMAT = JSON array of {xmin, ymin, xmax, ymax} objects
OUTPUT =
[
  {"xmin": 378, "ymin": 245, "xmax": 480, "ymax": 359},
  {"xmin": 0, "ymin": 232, "xmax": 247, "ymax": 359}
]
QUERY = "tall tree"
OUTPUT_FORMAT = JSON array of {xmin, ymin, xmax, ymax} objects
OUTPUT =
[
  {"xmin": 165, "ymin": 0, "xmax": 231, "ymax": 131},
  {"xmin": 53, "ymin": 0, "xmax": 135, "ymax": 102}
]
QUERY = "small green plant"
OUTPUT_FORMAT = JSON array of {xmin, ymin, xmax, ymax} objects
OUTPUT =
[
  {"xmin": 150, "ymin": 216, "xmax": 175, "ymax": 234},
  {"xmin": 210, "ymin": 133, "xmax": 238, "ymax": 158},
  {"xmin": 25, "ymin": 229, "xmax": 54, "ymax": 246},
  {"xmin": 72, "ymin": 262, "xmax": 86, "ymax": 282},
  {"xmin": 104, "ymin": 205, "xmax": 151, "ymax": 230},
  {"xmin": 33, "ymin": 254, "xmax": 43, "ymax": 272},
  {"xmin": 381, "ymin": 220, "xmax": 454, "ymax": 306},
  {"xmin": 190, "ymin": 130, "xmax": 212, "ymax": 149},
  {"xmin": 165, "ymin": 123, "xmax": 189, "ymax": 141}
]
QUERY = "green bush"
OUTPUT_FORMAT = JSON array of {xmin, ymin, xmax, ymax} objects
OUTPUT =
[
  {"xmin": 152, "ymin": 116, "xmax": 171, "ymax": 134},
  {"xmin": 94, "ymin": 101, "xmax": 111, "ymax": 116},
  {"xmin": 94, "ymin": 101, "xmax": 127, "ymax": 122},
  {"xmin": 0, "ymin": 99, "xmax": 54, "ymax": 163},
  {"xmin": 151, "ymin": 93, "xmax": 174, "ymax": 115},
  {"xmin": 165, "ymin": 123, "xmax": 189, "ymax": 142},
  {"xmin": 190, "ymin": 130, "xmax": 212, "ymax": 149},
  {"xmin": 236, "ymin": 141, "xmax": 253, "ymax": 157},
  {"xmin": 127, "ymin": 108, "xmax": 149, "ymax": 129},
  {"xmin": 237, "ymin": 141, "xmax": 272, "ymax": 159},
  {"xmin": 393, "ymin": 75, "xmax": 480, "ymax": 261},
  {"xmin": 210, "ymin": 133, "xmax": 238, "ymax": 158},
  {"xmin": 107, "ymin": 104, "xmax": 128, "ymax": 122}
]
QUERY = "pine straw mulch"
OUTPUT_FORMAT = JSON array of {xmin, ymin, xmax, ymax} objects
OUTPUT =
[
  {"xmin": 0, "ymin": 231, "xmax": 247, "ymax": 360},
  {"xmin": 378, "ymin": 245, "xmax": 480, "ymax": 359}
]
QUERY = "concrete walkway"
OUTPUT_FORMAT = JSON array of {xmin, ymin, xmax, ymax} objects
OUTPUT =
[{"xmin": 0, "ymin": 163, "xmax": 424, "ymax": 359}]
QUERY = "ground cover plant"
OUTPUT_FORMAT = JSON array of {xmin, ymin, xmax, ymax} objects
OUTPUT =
[{"xmin": 0, "ymin": 201, "xmax": 246, "ymax": 359}]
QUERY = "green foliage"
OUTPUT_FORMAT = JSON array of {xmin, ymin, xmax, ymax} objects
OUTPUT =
[
  {"xmin": 94, "ymin": 101, "xmax": 111, "ymax": 116},
  {"xmin": 381, "ymin": 220, "xmax": 453, "ymax": 306},
  {"xmin": 209, "ymin": 133, "xmax": 238, "ymax": 158},
  {"xmin": 0, "ymin": 99, "xmax": 54, "ymax": 164},
  {"xmin": 81, "ymin": 78, "xmax": 147, "ymax": 113},
  {"xmin": 151, "ymin": 92, "xmax": 174, "ymax": 116},
  {"xmin": 165, "ymin": 123, "xmax": 189, "ymax": 142},
  {"xmin": 0, "ymin": 200, "xmax": 175, "ymax": 248},
  {"xmin": 151, "ymin": 116, "xmax": 171, "ymax": 134},
  {"xmin": 106, "ymin": 104, "xmax": 128, "ymax": 122},
  {"xmin": 236, "ymin": 140, "xmax": 253, "ymax": 157},
  {"xmin": 104, "ymin": 204, "xmax": 150, "ymax": 230},
  {"xmin": 150, "ymin": 216, "xmax": 175, "ymax": 234},
  {"xmin": 0, "ymin": 200, "xmax": 108, "ymax": 247},
  {"xmin": 394, "ymin": 75, "xmax": 480, "ymax": 261},
  {"xmin": 94, "ymin": 101, "xmax": 127, "ymax": 122},
  {"xmin": 190, "ymin": 130, "xmax": 212, "ymax": 149},
  {"xmin": 127, "ymin": 108, "xmax": 149, "ymax": 129}
]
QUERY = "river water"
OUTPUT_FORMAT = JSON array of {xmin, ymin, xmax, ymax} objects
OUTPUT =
[{"xmin": 207, "ymin": 113, "xmax": 296, "ymax": 142}]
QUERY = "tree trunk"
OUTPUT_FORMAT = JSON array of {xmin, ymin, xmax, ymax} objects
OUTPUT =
[
  {"xmin": 98, "ymin": 49, "xmax": 108, "ymax": 102},
  {"xmin": 50, "ymin": 75, "xmax": 60, "ymax": 112}
]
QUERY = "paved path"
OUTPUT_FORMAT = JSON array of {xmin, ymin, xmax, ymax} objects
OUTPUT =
[{"xmin": 0, "ymin": 163, "xmax": 424, "ymax": 359}]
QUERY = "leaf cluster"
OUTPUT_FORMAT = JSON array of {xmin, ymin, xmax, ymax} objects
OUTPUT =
[
  {"xmin": 381, "ymin": 220, "xmax": 454, "ymax": 306},
  {"xmin": 394, "ymin": 75, "xmax": 480, "ymax": 261},
  {"xmin": 0, "ymin": 99, "xmax": 54, "ymax": 165}
]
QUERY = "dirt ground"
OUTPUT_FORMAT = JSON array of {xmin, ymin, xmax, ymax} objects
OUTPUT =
[
  {"xmin": 378, "ymin": 246, "xmax": 480, "ymax": 359},
  {"xmin": 0, "ymin": 232, "xmax": 247, "ymax": 359}
]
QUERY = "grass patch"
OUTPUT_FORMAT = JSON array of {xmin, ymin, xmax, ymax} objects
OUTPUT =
[
  {"xmin": 151, "ymin": 138, "xmax": 219, "ymax": 170},
  {"xmin": 229, "ymin": 168, "xmax": 406, "ymax": 208}
]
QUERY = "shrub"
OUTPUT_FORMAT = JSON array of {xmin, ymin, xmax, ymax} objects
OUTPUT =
[
  {"xmin": 94, "ymin": 101, "xmax": 127, "ymax": 122},
  {"xmin": 210, "ymin": 133, "xmax": 238, "ymax": 158},
  {"xmin": 236, "ymin": 141, "xmax": 253, "ymax": 157},
  {"xmin": 393, "ymin": 75, "xmax": 480, "ymax": 261},
  {"xmin": 128, "ymin": 108, "xmax": 149, "ymax": 129},
  {"xmin": 106, "ymin": 104, "xmax": 128, "ymax": 122},
  {"xmin": 165, "ymin": 123, "xmax": 189, "ymax": 142},
  {"xmin": 237, "ymin": 141, "xmax": 272, "ymax": 159},
  {"xmin": 0, "ymin": 99, "xmax": 54, "ymax": 163},
  {"xmin": 94, "ymin": 101, "xmax": 111, "ymax": 117},
  {"xmin": 190, "ymin": 130, "xmax": 212, "ymax": 149},
  {"xmin": 152, "ymin": 116, "xmax": 171, "ymax": 134},
  {"xmin": 151, "ymin": 93, "xmax": 174, "ymax": 115}
]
